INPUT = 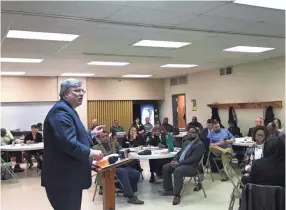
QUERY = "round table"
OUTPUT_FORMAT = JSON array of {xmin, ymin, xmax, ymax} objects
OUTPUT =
[
  {"xmin": 0, "ymin": 142, "xmax": 44, "ymax": 151},
  {"xmin": 233, "ymin": 137, "xmax": 254, "ymax": 147}
]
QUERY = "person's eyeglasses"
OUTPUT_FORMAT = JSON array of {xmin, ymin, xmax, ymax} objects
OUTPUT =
[
  {"xmin": 72, "ymin": 89, "xmax": 86, "ymax": 94},
  {"xmin": 256, "ymin": 134, "xmax": 264, "ymax": 137}
]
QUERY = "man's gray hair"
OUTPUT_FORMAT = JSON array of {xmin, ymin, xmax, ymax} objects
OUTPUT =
[{"xmin": 59, "ymin": 78, "xmax": 82, "ymax": 97}]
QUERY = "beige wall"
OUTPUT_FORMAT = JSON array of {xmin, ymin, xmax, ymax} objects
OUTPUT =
[
  {"xmin": 160, "ymin": 57, "xmax": 285, "ymax": 134},
  {"xmin": 1, "ymin": 76, "xmax": 58, "ymax": 102},
  {"xmin": 87, "ymin": 78, "xmax": 165, "ymax": 100}
]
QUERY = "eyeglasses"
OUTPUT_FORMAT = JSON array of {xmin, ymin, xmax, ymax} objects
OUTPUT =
[
  {"xmin": 256, "ymin": 134, "xmax": 265, "ymax": 137},
  {"xmin": 71, "ymin": 89, "xmax": 86, "ymax": 94}
]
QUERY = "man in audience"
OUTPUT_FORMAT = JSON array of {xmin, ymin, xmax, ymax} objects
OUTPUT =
[
  {"xmin": 110, "ymin": 120, "xmax": 124, "ymax": 133},
  {"xmin": 208, "ymin": 120, "xmax": 234, "ymax": 181},
  {"xmin": 247, "ymin": 117, "xmax": 263, "ymax": 137},
  {"xmin": 90, "ymin": 119, "xmax": 99, "ymax": 131},
  {"xmin": 1, "ymin": 128, "xmax": 24, "ymax": 172},
  {"xmin": 144, "ymin": 117, "xmax": 153, "ymax": 136},
  {"xmin": 162, "ymin": 117, "xmax": 174, "ymax": 133},
  {"xmin": 37, "ymin": 123, "xmax": 43, "ymax": 134},
  {"xmin": 200, "ymin": 119, "xmax": 213, "ymax": 165},
  {"xmin": 159, "ymin": 127, "xmax": 205, "ymax": 205},
  {"xmin": 186, "ymin": 116, "xmax": 203, "ymax": 131},
  {"xmin": 93, "ymin": 131, "xmax": 144, "ymax": 205}
]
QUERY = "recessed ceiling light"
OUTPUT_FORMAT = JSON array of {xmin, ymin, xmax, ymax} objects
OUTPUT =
[
  {"xmin": 6, "ymin": 30, "xmax": 79, "ymax": 41},
  {"xmin": 0, "ymin": 58, "xmax": 43, "ymax": 63},
  {"xmin": 234, "ymin": 0, "xmax": 286, "ymax": 10},
  {"xmin": 160, "ymin": 64, "xmax": 198, "ymax": 68},
  {"xmin": 122, "ymin": 74, "xmax": 153, "ymax": 78},
  {"xmin": 61, "ymin": 73, "xmax": 94, "ymax": 77},
  {"xmin": 87, "ymin": 61, "xmax": 129, "ymax": 66},
  {"xmin": 1, "ymin": 71, "xmax": 26, "ymax": 76},
  {"xmin": 223, "ymin": 46, "xmax": 275, "ymax": 53},
  {"xmin": 133, "ymin": 40, "xmax": 191, "ymax": 48}
]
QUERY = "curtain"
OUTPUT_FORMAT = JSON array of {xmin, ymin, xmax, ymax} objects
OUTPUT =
[{"xmin": 87, "ymin": 100, "xmax": 133, "ymax": 132}]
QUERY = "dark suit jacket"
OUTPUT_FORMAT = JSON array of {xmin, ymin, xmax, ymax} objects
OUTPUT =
[
  {"xmin": 41, "ymin": 99, "xmax": 93, "ymax": 190},
  {"xmin": 248, "ymin": 157, "xmax": 285, "ymax": 188},
  {"xmin": 247, "ymin": 127, "xmax": 255, "ymax": 137},
  {"xmin": 24, "ymin": 132, "xmax": 43, "ymax": 144},
  {"xmin": 174, "ymin": 138, "xmax": 205, "ymax": 167}
]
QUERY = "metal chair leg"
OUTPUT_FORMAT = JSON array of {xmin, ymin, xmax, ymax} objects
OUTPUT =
[
  {"xmin": 196, "ymin": 173, "xmax": 207, "ymax": 198},
  {"xmin": 92, "ymin": 176, "xmax": 99, "ymax": 202}
]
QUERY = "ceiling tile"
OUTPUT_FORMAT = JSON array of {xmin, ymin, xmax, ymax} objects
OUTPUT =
[
  {"xmin": 107, "ymin": 6, "xmax": 198, "ymax": 26},
  {"xmin": 205, "ymin": 3, "xmax": 283, "ymax": 22},
  {"xmin": 240, "ymin": 22, "xmax": 285, "ymax": 37}
]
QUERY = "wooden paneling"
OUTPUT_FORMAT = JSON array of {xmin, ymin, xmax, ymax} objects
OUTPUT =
[{"xmin": 88, "ymin": 100, "xmax": 133, "ymax": 132}]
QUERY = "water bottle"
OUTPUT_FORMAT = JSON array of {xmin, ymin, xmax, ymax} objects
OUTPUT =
[
  {"xmin": 12, "ymin": 140, "xmax": 15, "ymax": 146},
  {"xmin": 166, "ymin": 132, "xmax": 174, "ymax": 152}
]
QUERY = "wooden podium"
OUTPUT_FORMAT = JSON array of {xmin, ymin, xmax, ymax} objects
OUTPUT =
[{"xmin": 92, "ymin": 158, "xmax": 133, "ymax": 210}]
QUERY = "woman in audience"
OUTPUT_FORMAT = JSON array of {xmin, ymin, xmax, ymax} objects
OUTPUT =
[
  {"xmin": 228, "ymin": 120, "xmax": 242, "ymax": 137},
  {"xmin": 240, "ymin": 126, "xmax": 265, "ymax": 185},
  {"xmin": 24, "ymin": 124, "xmax": 43, "ymax": 169},
  {"xmin": 127, "ymin": 126, "xmax": 144, "ymax": 147},
  {"xmin": 132, "ymin": 117, "xmax": 146, "ymax": 145},
  {"xmin": 274, "ymin": 118, "xmax": 284, "ymax": 133},
  {"xmin": 245, "ymin": 135, "xmax": 285, "ymax": 188}
]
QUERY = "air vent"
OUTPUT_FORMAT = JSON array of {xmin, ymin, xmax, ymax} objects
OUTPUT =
[
  {"xmin": 219, "ymin": 66, "xmax": 233, "ymax": 76},
  {"xmin": 170, "ymin": 76, "xmax": 188, "ymax": 86}
]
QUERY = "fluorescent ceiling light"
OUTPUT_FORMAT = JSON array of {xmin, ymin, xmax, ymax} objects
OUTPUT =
[
  {"xmin": 234, "ymin": 0, "xmax": 286, "ymax": 10},
  {"xmin": 223, "ymin": 46, "xmax": 275, "ymax": 53},
  {"xmin": 0, "ymin": 58, "xmax": 43, "ymax": 63},
  {"xmin": 61, "ymin": 73, "xmax": 94, "ymax": 77},
  {"xmin": 1, "ymin": 71, "xmax": 26, "ymax": 76},
  {"xmin": 87, "ymin": 61, "xmax": 129, "ymax": 66},
  {"xmin": 122, "ymin": 74, "xmax": 153, "ymax": 78},
  {"xmin": 133, "ymin": 40, "xmax": 191, "ymax": 48},
  {"xmin": 6, "ymin": 30, "xmax": 79, "ymax": 41},
  {"xmin": 161, "ymin": 64, "xmax": 198, "ymax": 68}
]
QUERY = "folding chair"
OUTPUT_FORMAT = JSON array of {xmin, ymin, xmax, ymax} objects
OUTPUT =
[
  {"xmin": 92, "ymin": 173, "xmax": 124, "ymax": 201},
  {"xmin": 181, "ymin": 155, "xmax": 207, "ymax": 198},
  {"xmin": 204, "ymin": 150, "xmax": 223, "ymax": 182},
  {"xmin": 224, "ymin": 164, "xmax": 244, "ymax": 210},
  {"xmin": 1, "ymin": 158, "xmax": 19, "ymax": 183}
]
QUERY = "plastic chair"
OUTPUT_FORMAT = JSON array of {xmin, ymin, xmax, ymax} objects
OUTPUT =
[
  {"xmin": 224, "ymin": 164, "xmax": 244, "ymax": 210},
  {"xmin": 1, "ymin": 158, "xmax": 19, "ymax": 182},
  {"xmin": 181, "ymin": 155, "xmax": 207, "ymax": 198}
]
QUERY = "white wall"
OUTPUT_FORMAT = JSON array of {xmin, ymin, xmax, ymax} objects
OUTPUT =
[{"xmin": 161, "ymin": 57, "xmax": 285, "ymax": 135}]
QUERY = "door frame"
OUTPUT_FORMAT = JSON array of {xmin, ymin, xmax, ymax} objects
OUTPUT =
[{"xmin": 172, "ymin": 93, "xmax": 187, "ymax": 128}]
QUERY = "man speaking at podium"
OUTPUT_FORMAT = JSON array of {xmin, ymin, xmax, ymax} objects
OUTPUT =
[{"xmin": 42, "ymin": 78, "xmax": 103, "ymax": 210}]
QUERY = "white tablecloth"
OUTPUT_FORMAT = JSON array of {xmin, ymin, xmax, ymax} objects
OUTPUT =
[
  {"xmin": 233, "ymin": 137, "xmax": 254, "ymax": 147},
  {"xmin": 0, "ymin": 142, "xmax": 44, "ymax": 151},
  {"xmin": 130, "ymin": 148, "xmax": 180, "ymax": 160}
]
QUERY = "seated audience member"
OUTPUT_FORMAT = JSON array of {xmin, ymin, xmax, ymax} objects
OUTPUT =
[
  {"xmin": 90, "ymin": 119, "xmax": 98, "ymax": 131},
  {"xmin": 159, "ymin": 127, "xmax": 205, "ymax": 205},
  {"xmin": 266, "ymin": 122, "xmax": 283, "ymax": 137},
  {"xmin": 208, "ymin": 120, "xmax": 234, "ymax": 181},
  {"xmin": 132, "ymin": 117, "xmax": 146, "ymax": 145},
  {"xmin": 37, "ymin": 123, "xmax": 43, "ymax": 135},
  {"xmin": 1, "ymin": 128, "xmax": 24, "ymax": 172},
  {"xmin": 162, "ymin": 117, "xmax": 174, "ymax": 133},
  {"xmin": 186, "ymin": 116, "xmax": 203, "ymax": 132},
  {"xmin": 149, "ymin": 121, "xmax": 170, "ymax": 183},
  {"xmin": 200, "ymin": 119, "xmax": 212, "ymax": 165},
  {"xmin": 126, "ymin": 126, "xmax": 145, "ymax": 147},
  {"xmin": 274, "ymin": 118, "xmax": 284, "ymax": 133},
  {"xmin": 247, "ymin": 117, "xmax": 263, "ymax": 137},
  {"xmin": 240, "ymin": 126, "xmax": 265, "ymax": 185},
  {"xmin": 93, "ymin": 132, "xmax": 144, "ymax": 205},
  {"xmin": 245, "ymin": 135, "xmax": 285, "ymax": 188},
  {"xmin": 24, "ymin": 124, "xmax": 43, "ymax": 169},
  {"xmin": 143, "ymin": 117, "xmax": 153, "ymax": 136},
  {"xmin": 228, "ymin": 120, "xmax": 242, "ymax": 137},
  {"xmin": 110, "ymin": 120, "xmax": 124, "ymax": 133}
]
